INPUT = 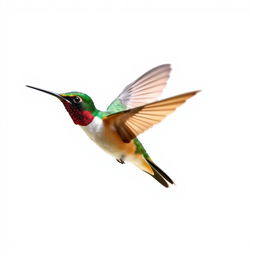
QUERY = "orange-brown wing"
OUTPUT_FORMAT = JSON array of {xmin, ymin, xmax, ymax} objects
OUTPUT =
[{"xmin": 104, "ymin": 91, "xmax": 200, "ymax": 143}]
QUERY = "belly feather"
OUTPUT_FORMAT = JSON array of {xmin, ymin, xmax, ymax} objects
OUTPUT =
[{"xmin": 80, "ymin": 117, "xmax": 135, "ymax": 158}]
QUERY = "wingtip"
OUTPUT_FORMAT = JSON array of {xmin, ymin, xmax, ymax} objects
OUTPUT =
[
  {"xmin": 188, "ymin": 90, "xmax": 201, "ymax": 97},
  {"xmin": 163, "ymin": 63, "xmax": 172, "ymax": 70},
  {"xmin": 155, "ymin": 63, "xmax": 171, "ymax": 71}
]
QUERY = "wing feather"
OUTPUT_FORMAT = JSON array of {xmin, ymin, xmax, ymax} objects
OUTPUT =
[
  {"xmin": 107, "ymin": 64, "xmax": 171, "ymax": 112},
  {"xmin": 105, "ymin": 91, "xmax": 200, "ymax": 143}
]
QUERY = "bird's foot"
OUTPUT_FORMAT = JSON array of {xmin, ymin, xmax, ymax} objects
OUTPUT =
[{"xmin": 116, "ymin": 157, "xmax": 125, "ymax": 164}]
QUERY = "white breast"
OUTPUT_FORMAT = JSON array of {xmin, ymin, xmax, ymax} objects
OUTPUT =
[
  {"xmin": 80, "ymin": 117, "xmax": 118, "ymax": 157},
  {"xmin": 80, "ymin": 116, "xmax": 104, "ymax": 142}
]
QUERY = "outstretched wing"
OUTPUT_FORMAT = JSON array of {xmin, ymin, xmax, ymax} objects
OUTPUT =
[
  {"xmin": 107, "ymin": 64, "xmax": 171, "ymax": 113},
  {"xmin": 104, "ymin": 91, "xmax": 199, "ymax": 143}
]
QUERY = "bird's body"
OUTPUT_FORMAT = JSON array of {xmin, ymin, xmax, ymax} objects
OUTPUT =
[
  {"xmin": 81, "ymin": 116, "xmax": 135, "ymax": 160},
  {"xmin": 80, "ymin": 115, "xmax": 153, "ymax": 175},
  {"xmin": 27, "ymin": 64, "xmax": 199, "ymax": 187}
]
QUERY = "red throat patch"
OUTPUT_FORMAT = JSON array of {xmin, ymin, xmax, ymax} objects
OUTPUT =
[{"xmin": 62, "ymin": 102, "xmax": 94, "ymax": 126}]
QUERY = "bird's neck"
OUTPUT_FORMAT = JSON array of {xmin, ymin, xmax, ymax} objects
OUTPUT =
[
  {"xmin": 62, "ymin": 101, "xmax": 107, "ymax": 126},
  {"xmin": 62, "ymin": 102, "xmax": 94, "ymax": 126}
]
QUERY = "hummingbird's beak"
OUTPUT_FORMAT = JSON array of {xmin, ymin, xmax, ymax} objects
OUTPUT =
[{"xmin": 26, "ymin": 85, "xmax": 71, "ymax": 104}]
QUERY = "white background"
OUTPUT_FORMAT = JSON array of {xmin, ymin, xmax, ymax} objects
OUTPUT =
[{"xmin": 2, "ymin": 0, "xmax": 256, "ymax": 255}]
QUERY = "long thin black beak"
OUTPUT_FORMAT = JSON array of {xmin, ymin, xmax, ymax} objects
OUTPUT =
[{"xmin": 26, "ymin": 85, "xmax": 70, "ymax": 103}]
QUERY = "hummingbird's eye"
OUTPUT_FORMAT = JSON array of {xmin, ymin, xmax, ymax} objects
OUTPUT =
[{"xmin": 73, "ymin": 96, "xmax": 82, "ymax": 104}]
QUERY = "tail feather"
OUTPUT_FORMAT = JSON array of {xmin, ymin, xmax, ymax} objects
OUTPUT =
[{"xmin": 146, "ymin": 159, "xmax": 175, "ymax": 187}]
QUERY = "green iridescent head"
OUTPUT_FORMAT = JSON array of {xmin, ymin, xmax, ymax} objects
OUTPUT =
[{"xmin": 60, "ymin": 92, "xmax": 97, "ymax": 113}]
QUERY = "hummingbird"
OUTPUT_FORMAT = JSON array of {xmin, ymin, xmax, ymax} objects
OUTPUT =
[{"xmin": 26, "ymin": 64, "xmax": 199, "ymax": 187}]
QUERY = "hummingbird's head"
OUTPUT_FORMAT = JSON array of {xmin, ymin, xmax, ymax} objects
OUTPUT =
[
  {"xmin": 26, "ymin": 86, "xmax": 97, "ymax": 126},
  {"xmin": 60, "ymin": 92, "xmax": 97, "ymax": 125}
]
